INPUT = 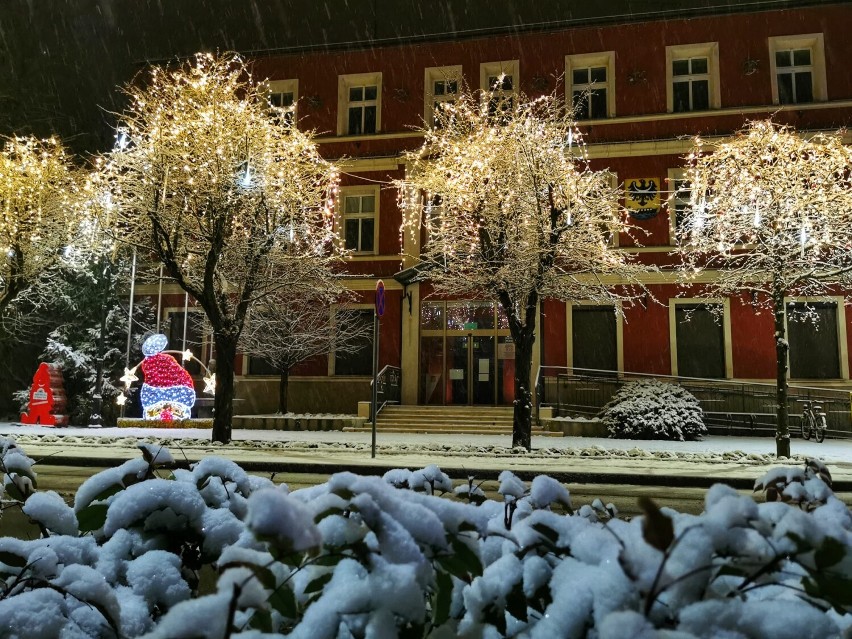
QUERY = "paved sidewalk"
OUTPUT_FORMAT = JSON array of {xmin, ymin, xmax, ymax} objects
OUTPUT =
[{"xmin": 2, "ymin": 423, "xmax": 850, "ymax": 489}]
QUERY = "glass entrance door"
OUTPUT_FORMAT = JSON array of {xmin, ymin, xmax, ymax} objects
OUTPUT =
[{"xmin": 446, "ymin": 335, "xmax": 495, "ymax": 405}]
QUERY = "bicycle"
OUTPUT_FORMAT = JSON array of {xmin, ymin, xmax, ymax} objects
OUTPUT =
[{"xmin": 798, "ymin": 399, "xmax": 827, "ymax": 443}]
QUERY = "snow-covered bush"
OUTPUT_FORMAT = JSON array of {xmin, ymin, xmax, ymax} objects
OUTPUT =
[
  {"xmin": 1, "ymin": 438, "xmax": 850, "ymax": 638},
  {"xmin": 600, "ymin": 379, "xmax": 707, "ymax": 440}
]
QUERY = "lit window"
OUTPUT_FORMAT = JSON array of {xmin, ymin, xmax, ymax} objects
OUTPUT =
[
  {"xmin": 424, "ymin": 65, "xmax": 462, "ymax": 127},
  {"xmin": 666, "ymin": 43, "xmax": 720, "ymax": 113},
  {"xmin": 769, "ymin": 34, "xmax": 826, "ymax": 105},
  {"xmin": 566, "ymin": 52, "xmax": 615, "ymax": 119},
  {"xmin": 340, "ymin": 187, "xmax": 378, "ymax": 254},
  {"xmin": 338, "ymin": 73, "xmax": 382, "ymax": 135}
]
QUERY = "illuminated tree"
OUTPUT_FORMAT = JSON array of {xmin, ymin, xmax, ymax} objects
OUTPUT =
[
  {"xmin": 676, "ymin": 119, "xmax": 852, "ymax": 458},
  {"xmin": 96, "ymin": 53, "xmax": 340, "ymax": 443},
  {"xmin": 398, "ymin": 90, "xmax": 642, "ymax": 450},
  {"xmin": 0, "ymin": 135, "xmax": 77, "ymax": 320},
  {"xmin": 239, "ymin": 289, "xmax": 373, "ymax": 414}
]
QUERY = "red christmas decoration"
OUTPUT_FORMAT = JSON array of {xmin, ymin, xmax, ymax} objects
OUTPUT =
[
  {"xmin": 20, "ymin": 363, "xmax": 69, "ymax": 427},
  {"xmin": 141, "ymin": 353, "xmax": 195, "ymax": 388}
]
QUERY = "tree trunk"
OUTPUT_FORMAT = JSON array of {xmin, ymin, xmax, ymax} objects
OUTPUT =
[
  {"xmin": 511, "ymin": 325, "xmax": 535, "ymax": 451},
  {"xmin": 278, "ymin": 366, "xmax": 290, "ymax": 414},
  {"xmin": 772, "ymin": 286, "xmax": 791, "ymax": 458},
  {"xmin": 212, "ymin": 334, "xmax": 237, "ymax": 444}
]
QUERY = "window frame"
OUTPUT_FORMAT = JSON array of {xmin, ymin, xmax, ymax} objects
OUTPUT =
[
  {"xmin": 784, "ymin": 296, "xmax": 848, "ymax": 380},
  {"xmin": 424, "ymin": 65, "xmax": 463, "ymax": 128},
  {"xmin": 480, "ymin": 59, "xmax": 519, "ymax": 120},
  {"xmin": 337, "ymin": 72, "xmax": 382, "ymax": 136},
  {"xmin": 329, "ymin": 305, "xmax": 375, "ymax": 376},
  {"xmin": 668, "ymin": 298, "xmax": 733, "ymax": 379},
  {"xmin": 565, "ymin": 51, "xmax": 616, "ymax": 119},
  {"xmin": 666, "ymin": 168, "xmax": 691, "ymax": 245},
  {"xmin": 768, "ymin": 33, "xmax": 827, "ymax": 105},
  {"xmin": 264, "ymin": 78, "xmax": 299, "ymax": 127},
  {"xmin": 665, "ymin": 42, "xmax": 720, "ymax": 113},
  {"xmin": 566, "ymin": 301, "xmax": 624, "ymax": 374},
  {"xmin": 163, "ymin": 307, "xmax": 207, "ymax": 376},
  {"xmin": 339, "ymin": 185, "xmax": 380, "ymax": 255}
]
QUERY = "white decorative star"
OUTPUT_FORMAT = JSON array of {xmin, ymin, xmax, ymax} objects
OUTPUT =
[
  {"xmin": 182, "ymin": 349, "xmax": 193, "ymax": 362},
  {"xmin": 120, "ymin": 366, "xmax": 139, "ymax": 387},
  {"xmin": 115, "ymin": 393, "xmax": 127, "ymax": 406},
  {"xmin": 203, "ymin": 373, "xmax": 216, "ymax": 395}
]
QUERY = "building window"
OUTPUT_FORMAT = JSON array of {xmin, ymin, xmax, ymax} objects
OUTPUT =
[
  {"xmin": 424, "ymin": 65, "xmax": 462, "ymax": 128},
  {"xmin": 265, "ymin": 79, "xmax": 298, "ymax": 127},
  {"xmin": 566, "ymin": 52, "xmax": 615, "ymax": 119},
  {"xmin": 670, "ymin": 300, "xmax": 731, "ymax": 379},
  {"xmin": 247, "ymin": 357, "xmax": 279, "ymax": 376},
  {"xmin": 340, "ymin": 186, "xmax": 378, "ymax": 254},
  {"xmin": 666, "ymin": 43, "xmax": 720, "ymax": 113},
  {"xmin": 570, "ymin": 305, "xmax": 618, "ymax": 374},
  {"xmin": 338, "ymin": 73, "xmax": 382, "ymax": 135},
  {"xmin": 667, "ymin": 168, "xmax": 690, "ymax": 244},
  {"xmin": 480, "ymin": 60, "xmax": 518, "ymax": 122},
  {"xmin": 333, "ymin": 308, "xmax": 374, "ymax": 375},
  {"xmin": 769, "ymin": 34, "xmax": 826, "ymax": 105},
  {"xmin": 787, "ymin": 301, "xmax": 842, "ymax": 379},
  {"xmin": 166, "ymin": 311, "xmax": 203, "ymax": 375}
]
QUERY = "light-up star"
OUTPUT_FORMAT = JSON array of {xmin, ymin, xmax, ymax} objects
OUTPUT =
[
  {"xmin": 203, "ymin": 373, "xmax": 216, "ymax": 395},
  {"xmin": 115, "ymin": 393, "xmax": 127, "ymax": 406},
  {"xmin": 182, "ymin": 349, "xmax": 193, "ymax": 362},
  {"xmin": 120, "ymin": 366, "xmax": 139, "ymax": 387}
]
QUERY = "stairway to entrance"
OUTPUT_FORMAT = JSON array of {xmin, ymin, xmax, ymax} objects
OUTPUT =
[{"xmin": 346, "ymin": 405, "xmax": 558, "ymax": 436}]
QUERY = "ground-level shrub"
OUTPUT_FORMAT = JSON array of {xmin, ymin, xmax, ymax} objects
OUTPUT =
[{"xmin": 600, "ymin": 379, "xmax": 707, "ymax": 440}]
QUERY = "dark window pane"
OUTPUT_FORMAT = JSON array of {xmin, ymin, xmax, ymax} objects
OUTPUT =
[
  {"xmin": 364, "ymin": 85, "xmax": 377, "ymax": 100},
  {"xmin": 501, "ymin": 75, "xmax": 513, "ymax": 90},
  {"xmin": 344, "ymin": 196, "xmax": 360, "ymax": 214},
  {"xmin": 488, "ymin": 75, "xmax": 499, "ymax": 89},
  {"xmin": 776, "ymin": 50, "xmax": 792, "ymax": 67},
  {"xmin": 573, "ymin": 68, "xmax": 589, "ymax": 84},
  {"xmin": 690, "ymin": 57, "xmax": 708, "ymax": 74},
  {"xmin": 447, "ymin": 80, "xmax": 458, "ymax": 93},
  {"xmin": 793, "ymin": 49, "xmax": 811, "ymax": 66},
  {"xmin": 434, "ymin": 81, "xmax": 445, "ymax": 95},
  {"xmin": 344, "ymin": 218, "xmax": 359, "ymax": 250},
  {"xmin": 572, "ymin": 307, "xmax": 617, "ymax": 373},
  {"xmin": 590, "ymin": 66, "xmax": 607, "ymax": 83},
  {"xmin": 248, "ymin": 357, "xmax": 279, "ymax": 376},
  {"xmin": 573, "ymin": 91, "xmax": 590, "ymax": 119},
  {"xmin": 335, "ymin": 310, "xmax": 374, "ymax": 375},
  {"xmin": 675, "ymin": 305, "xmax": 725, "ymax": 378},
  {"xmin": 672, "ymin": 59, "xmax": 689, "ymax": 76},
  {"xmin": 590, "ymin": 88, "xmax": 607, "ymax": 118},
  {"xmin": 777, "ymin": 72, "xmax": 794, "ymax": 104},
  {"xmin": 167, "ymin": 312, "xmax": 202, "ymax": 375},
  {"xmin": 360, "ymin": 218, "xmax": 375, "ymax": 252},
  {"xmin": 349, "ymin": 86, "xmax": 363, "ymax": 101},
  {"xmin": 788, "ymin": 303, "xmax": 839, "ymax": 378},
  {"xmin": 692, "ymin": 80, "xmax": 709, "ymax": 110},
  {"xmin": 673, "ymin": 81, "xmax": 690, "ymax": 112},
  {"xmin": 363, "ymin": 105, "xmax": 376, "ymax": 133},
  {"xmin": 348, "ymin": 106, "xmax": 362, "ymax": 134},
  {"xmin": 795, "ymin": 72, "xmax": 813, "ymax": 103},
  {"xmin": 361, "ymin": 195, "xmax": 375, "ymax": 213},
  {"xmin": 280, "ymin": 92, "xmax": 294, "ymax": 107},
  {"xmin": 674, "ymin": 203, "xmax": 688, "ymax": 234}
]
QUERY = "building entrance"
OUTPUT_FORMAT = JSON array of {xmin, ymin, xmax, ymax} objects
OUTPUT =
[{"xmin": 419, "ymin": 301, "xmax": 515, "ymax": 405}]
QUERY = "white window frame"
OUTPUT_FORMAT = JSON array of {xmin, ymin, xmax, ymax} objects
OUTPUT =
[
  {"xmin": 768, "ymin": 34, "xmax": 827, "ymax": 105},
  {"xmin": 424, "ymin": 65, "xmax": 463, "ymax": 128},
  {"xmin": 666, "ymin": 42, "xmax": 720, "ymax": 113},
  {"xmin": 480, "ymin": 59, "xmax": 519, "ymax": 119},
  {"xmin": 339, "ymin": 185, "xmax": 380, "ymax": 255},
  {"xmin": 338, "ymin": 72, "xmax": 382, "ymax": 136},
  {"xmin": 566, "ymin": 51, "xmax": 616, "ymax": 119},
  {"xmin": 669, "ymin": 298, "xmax": 733, "ymax": 379},
  {"xmin": 328, "ymin": 304, "xmax": 375, "ymax": 376},
  {"xmin": 264, "ymin": 79, "xmax": 298, "ymax": 126},
  {"xmin": 606, "ymin": 172, "xmax": 620, "ymax": 248},
  {"xmin": 783, "ymin": 296, "xmax": 849, "ymax": 380},
  {"xmin": 566, "ymin": 301, "xmax": 624, "ymax": 374},
  {"xmin": 667, "ymin": 168, "xmax": 691, "ymax": 245}
]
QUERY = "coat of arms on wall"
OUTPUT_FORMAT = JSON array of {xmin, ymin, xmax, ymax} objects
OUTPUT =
[{"xmin": 626, "ymin": 178, "xmax": 661, "ymax": 220}]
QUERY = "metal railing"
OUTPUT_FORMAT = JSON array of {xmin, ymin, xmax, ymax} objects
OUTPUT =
[
  {"xmin": 535, "ymin": 365, "xmax": 852, "ymax": 437},
  {"xmin": 371, "ymin": 365, "xmax": 401, "ymax": 418}
]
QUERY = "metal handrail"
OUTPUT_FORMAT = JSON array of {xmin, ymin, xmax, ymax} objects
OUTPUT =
[{"xmin": 371, "ymin": 364, "xmax": 401, "ymax": 418}]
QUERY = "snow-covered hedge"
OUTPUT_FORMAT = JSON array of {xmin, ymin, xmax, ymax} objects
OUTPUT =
[
  {"xmin": 600, "ymin": 379, "xmax": 707, "ymax": 441},
  {"xmin": 1, "ymin": 437, "xmax": 850, "ymax": 638}
]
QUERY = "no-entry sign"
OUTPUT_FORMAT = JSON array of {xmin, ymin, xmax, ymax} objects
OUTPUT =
[{"xmin": 375, "ymin": 280, "xmax": 385, "ymax": 317}]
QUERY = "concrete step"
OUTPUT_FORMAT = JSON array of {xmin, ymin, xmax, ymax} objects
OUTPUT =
[
  {"xmin": 344, "ymin": 426, "xmax": 562, "ymax": 436},
  {"xmin": 374, "ymin": 420, "xmax": 514, "ymax": 428}
]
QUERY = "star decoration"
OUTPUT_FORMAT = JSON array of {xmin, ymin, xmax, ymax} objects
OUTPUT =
[
  {"xmin": 120, "ymin": 366, "xmax": 139, "ymax": 387},
  {"xmin": 182, "ymin": 349, "xmax": 193, "ymax": 362},
  {"xmin": 115, "ymin": 393, "xmax": 127, "ymax": 406},
  {"xmin": 203, "ymin": 373, "xmax": 216, "ymax": 395}
]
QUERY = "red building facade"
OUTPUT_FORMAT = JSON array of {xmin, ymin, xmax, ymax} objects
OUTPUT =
[{"xmin": 148, "ymin": 2, "xmax": 852, "ymax": 414}]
